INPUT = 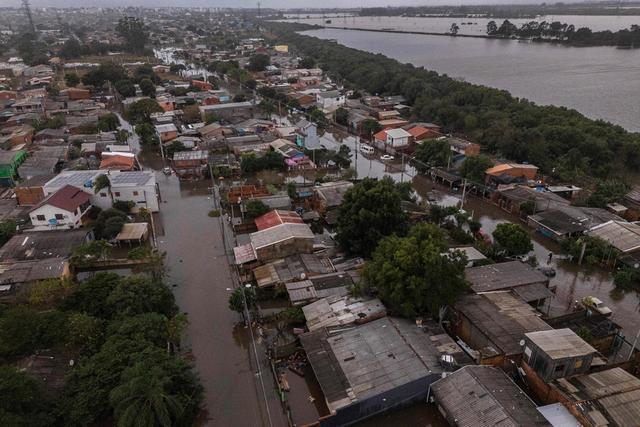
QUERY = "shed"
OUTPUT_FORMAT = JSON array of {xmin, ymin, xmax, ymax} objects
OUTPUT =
[
  {"xmin": 249, "ymin": 223, "xmax": 314, "ymax": 261},
  {"xmin": 115, "ymin": 223, "xmax": 149, "ymax": 245}
]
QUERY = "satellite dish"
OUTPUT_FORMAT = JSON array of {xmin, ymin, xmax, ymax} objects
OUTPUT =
[{"xmin": 519, "ymin": 339, "xmax": 525, "ymax": 347}]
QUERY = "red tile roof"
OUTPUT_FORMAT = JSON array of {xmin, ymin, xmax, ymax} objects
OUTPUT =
[
  {"xmin": 32, "ymin": 185, "xmax": 90, "ymax": 213},
  {"xmin": 373, "ymin": 129, "xmax": 388, "ymax": 142},
  {"xmin": 99, "ymin": 155, "xmax": 135, "ymax": 171},
  {"xmin": 255, "ymin": 210, "xmax": 304, "ymax": 231}
]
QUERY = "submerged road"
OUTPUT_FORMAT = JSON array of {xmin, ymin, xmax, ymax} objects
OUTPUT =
[{"xmin": 155, "ymin": 173, "xmax": 285, "ymax": 426}]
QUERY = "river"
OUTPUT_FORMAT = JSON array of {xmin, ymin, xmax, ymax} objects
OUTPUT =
[{"xmin": 298, "ymin": 27, "xmax": 640, "ymax": 131}]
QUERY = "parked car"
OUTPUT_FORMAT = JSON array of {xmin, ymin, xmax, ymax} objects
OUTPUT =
[
  {"xmin": 582, "ymin": 296, "xmax": 612, "ymax": 316},
  {"xmin": 360, "ymin": 144, "xmax": 375, "ymax": 155},
  {"xmin": 380, "ymin": 154, "xmax": 394, "ymax": 161}
]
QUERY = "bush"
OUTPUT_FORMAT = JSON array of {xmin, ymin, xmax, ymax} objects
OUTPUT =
[
  {"xmin": 614, "ymin": 268, "xmax": 638, "ymax": 291},
  {"xmin": 245, "ymin": 200, "xmax": 270, "ymax": 219},
  {"xmin": 112, "ymin": 200, "xmax": 135, "ymax": 213},
  {"xmin": 127, "ymin": 246, "xmax": 149, "ymax": 260},
  {"xmin": 208, "ymin": 209, "xmax": 221, "ymax": 218}
]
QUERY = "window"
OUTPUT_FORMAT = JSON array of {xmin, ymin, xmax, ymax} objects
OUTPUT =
[
  {"xmin": 554, "ymin": 364, "xmax": 565, "ymax": 373},
  {"xmin": 114, "ymin": 192, "xmax": 121, "ymax": 197},
  {"xmin": 575, "ymin": 359, "xmax": 583, "ymax": 369},
  {"xmin": 55, "ymin": 214, "xmax": 64, "ymax": 220},
  {"xmin": 36, "ymin": 215, "xmax": 45, "ymax": 221},
  {"xmin": 133, "ymin": 191, "xmax": 139, "ymax": 196},
  {"xmin": 100, "ymin": 193, "xmax": 107, "ymax": 197}
]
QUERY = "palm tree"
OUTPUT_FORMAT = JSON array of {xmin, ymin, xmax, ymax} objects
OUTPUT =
[{"xmin": 110, "ymin": 364, "xmax": 183, "ymax": 427}]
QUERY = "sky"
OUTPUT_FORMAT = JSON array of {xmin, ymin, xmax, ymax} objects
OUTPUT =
[{"xmin": 0, "ymin": 0, "xmax": 588, "ymax": 9}]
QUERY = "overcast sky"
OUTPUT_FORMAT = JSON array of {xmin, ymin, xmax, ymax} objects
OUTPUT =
[{"xmin": 0, "ymin": 0, "xmax": 580, "ymax": 9}]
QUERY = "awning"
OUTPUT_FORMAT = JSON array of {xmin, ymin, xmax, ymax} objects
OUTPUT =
[
  {"xmin": 233, "ymin": 243, "xmax": 256, "ymax": 265},
  {"xmin": 115, "ymin": 223, "xmax": 149, "ymax": 241}
]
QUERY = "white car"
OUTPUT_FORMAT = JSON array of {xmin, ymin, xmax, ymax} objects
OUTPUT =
[
  {"xmin": 380, "ymin": 154, "xmax": 394, "ymax": 161},
  {"xmin": 583, "ymin": 296, "xmax": 612, "ymax": 316}
]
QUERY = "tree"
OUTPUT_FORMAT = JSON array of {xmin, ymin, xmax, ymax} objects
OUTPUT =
[
  {"xmin": 492, "ymin": 223, "xmax": 533, "ymax": 256},
  {"xmin": 116, "ymin": 16, "xmax": 149, "ymax": 54},
  {"xmin": 70, "ymin": 240, "xmax": 111, "ymax": 268},
  {"xmin": 336, "ymin": 177, "xmax": 409, "ymax": 257},
  {"xmin": 247, "ymin": 54, "xmax": 270, "ymax": 72},
  {"xmin": 361, "ymin": 118, "xmax": 382, "ymax": 137},
  {"xmin": 94, "ymin": 174, "xmax": 110, "ymax": 193},
  {"xmin": 450, "ymin": 23, "xmax": 460, "ymax": 35},
  {"xmin": 245, "ymin": 200, "xmax": 270, "ymax": 219},
  {"xmin": 64, "ymin": 72, "xmax": 80, "ymax": 87},
  {"xmin": 166, "ymin": 141, "xmax": 186, "ymax": 158},
  {"xmin": 335, "ymin": 107, "xmax": 349, "ymax": 126},
  {"xmin": 0, "ymin": 365, "xmax": 53, "ymax": 426},
  {"xmin": 182, "ymin": 104, "xmax": 201, "ymax": 124},
  {"xmin": 126, "ymin": 99, "xmax": 162, "ymax": 124},
  {"xmin": 135, "ymin": 122, "xmax": 160, "ymax": 147},
  {"xmin": 240, "ymin": 151, "xmax": 285, "ymax": 173},
  {"xmin": 81, "ymin": 64, "xmax": 128, "ymax": 88},
  {"xmin": 106, "ymin": 276, "xmax": 177, "ymax": 319},
  {"xmin": 414, "ymin": 138, "xmax": 451, "ymax": 171},
  {"xmin": 139, "ymin": 78, "xmax": 156, "ymax": 98},
  {"xmin": 67, "ymin": 313, "xmax": 105, "ymax": 355},
  {"xmin": 0, "ymin": 307, "xmax": 67, "ymax": 359},
  {"xmin": 586, "ymin": 179, "xmax": 629, "ymax": 208},
  {"xmin": 24, "ymin": 278, "xmax": 74, "ymax": 308},
  {"xmin": 298, "ymin": 57, "xmax": 315, "ymax": 69},
  {"xmin": 228, "ymin": 287, "xmax": 256, "ymax": 322},
  {"xmin": 93, "ymin": 208, "xmax": 128, "ymax": 240},
  {"xmin": 460, "ymin": 154, "xmax": 493, "ymax": 183},
  {"xmin": 487, "ymin": 20, "xmax": 498, "ymax": 35},
  {"xmin": 115, "ymin": 79, "xmax": 136, "ymax": 98},
  {"xmin": 362, "ymin": 223, "xmax": 468, "ymax": 317},
  {"xmin": 0, "ymin": 219, "xmax": 16, "ymax": 246},
  {"xmin": 97, "ymin": 113, "xmax": 120, "ymax": 132}
]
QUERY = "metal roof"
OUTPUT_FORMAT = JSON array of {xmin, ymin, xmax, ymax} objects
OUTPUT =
[
  {"xmin": 432, "ymin": 365, "xmax": 550, "ymax": 427},
  {"xmin": 109, "ymin": 171, "xmax": 155, "ymax": 187},
  {"xmin": 249, "ymin": 223, "xmax": 314, "ymax": 250},
  {"xmin": 44, "ymin": 170, "xmax": 101, "ymax": 189},
  {"xmin": 536, "ymin": 403, "xmax": 581, "ymax": 427},
  {"xmin": 465, "ymin": 261, "xmax": 549, "ymax": 294},
  {"xmin": 172, "ymin": 150, "xmax": 208, "ymax": 161},
  {"xmin": 588, "ymin": 220, "xmax": 640, "ymax": 253},
  {"xmin": 254, "ymin": 210, "xmax": 303, "ymax": 231},
  {"xmin": 115, "ymin": 223, "xmax": 148, "ymax": 241},
  {"xmin": 0, "ymin": 230, "xmax": 89, "ymax": 262},
  {"xmin": 302, "ymin": 295, "xmax": 386, "ymax": 331},
  {"xmin": 525, "ymin": 328, "xmax": 597, "ymax": 359}
]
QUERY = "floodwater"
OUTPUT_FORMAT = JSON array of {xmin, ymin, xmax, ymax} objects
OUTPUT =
[
  {"xmin": 155, "ymin": 172, "xmax": 286, "ymax": 426},
  {"xmin": 281, "ymin": 14, "xmax": 640, "ymax": 36},
  {"xmin": 300, "ymin": 27, "xmax": 640, "ymax": 131}
]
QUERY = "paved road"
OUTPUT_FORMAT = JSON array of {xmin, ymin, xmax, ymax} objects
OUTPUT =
[{"xmin": 155, "ymin": 173, "xmax": 285, "ymax": 426}]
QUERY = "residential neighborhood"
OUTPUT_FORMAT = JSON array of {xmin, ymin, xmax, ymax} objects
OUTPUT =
[{"xmin": 0, "ymin": 5, "xmax": 640, "ymax": 427}]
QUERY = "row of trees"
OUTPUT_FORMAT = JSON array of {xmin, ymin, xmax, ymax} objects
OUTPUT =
[
  {"xmin": 269, "ymin": 22, "xmax": 640, "ymax": 182},
  {"xmin": 0, "ymin": 271, "xmax": 202, "ymax": 426},
  {"xmin": 488, "ymin": 20, "xmax": 640, "ymax": 47}
]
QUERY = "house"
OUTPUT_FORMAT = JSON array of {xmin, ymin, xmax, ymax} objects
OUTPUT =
[
  {"xmin": 285, "ymin": 272, "xmax": 355, "ymax": 305},
  {"xmin": 155, "ymin": 123, "xmax": 178, "ymax": 143},
  {"xmin": 312, "ymin": 181, "xmax": 353, "ymax": 215},
  {"xmin": 248, "ymin": 223, "xmax": 315, "ymax": 262},
  {"xmin": 43, "ymin": 170, "xmax": 109, "ymax": 209},
  {"xmin": 522, "ymin": 329, "xmax": 598, "ymax": 383},
  {"xmin": 528, "ymin": 207, "xmax": 621, "ymax": 241},
  {"xmin": 464, "ymin": 261, "xmax": 552, "ymax": 306},
  {"xmin": 0, "ymin": 258, "xmax": 71, "ymax": 303},
  {"xmin": 99, "ymin": 153, "xmax": 137, "ymax": 171},
  {"xmin": 300, "ymin": 317, "xmax": 465, "ymax": 426},
  {"xmin": 191, "ymin": 80, "xmax": 213, "ymax": 91},
  {"xmin": 0, "ymin": 229, "xmax": 90, "ymax": 262},
  {"xmin": 172, "ymin": 150, "xmax": 208, "ymax": 178},
  {"xmin": 315, "ymin": 90, "xmax": 345, "ymax": 110},
  {"xmin": 493, "ymin": 185, "xmax": 570, "ymax": 215},
  {"xmin": 60, "ymin": 88, "xmax": 91, "ymax": 100},
  {"xmin": 252, "ymin": 253, "xmax": 335, "ymax": 288},
  {"xmin": 587, "ymin": 220, "xmax": 640, "ymax": 254},
  {"xmin": 0, "ymin": 150, "xmax": 27, "ymax": 185},
  {"xmin": 431, "ymin": 366, "xmax": 551, "ymax": 427},
  {"xmin": 446, "ymin": 137, "xmax": 480, "ymax": 157},
  {"xmin": 384, "ymin": 127, "xmax": 411, "ymax": 148},
  {"xmin": 254, "ymin": 210, "xmax": 303, "ymax": 231},
  {"xmin": 451, "ymin": 291, "xmax": 552, "ymax": 366},
  {"xmin": 14, "ymin": 174, "xmax": 55, "ymax": 206},
  {"xmin": 109, "ymin": 171, "xmax": 159, "ymax": 213},
  {"xmin": 199, "ymin": 102, "xmax": 254, "ymax": 122},
  {"xmin": 114, "ymin": 222, "xmax": 149, "ymax": 246},
  {"xmin": 406, "ymin": 125, "xmax": 435, "ymax": 143},
  {"xmin": 29, "ymin": 184, "xmax": 92, "ymax": 229},
  {"xmin": 486, "ymin": 163, "xmax": 539, "ymax": 184},
  {"xmin": 302, "ymin": 295, "xmax": 386, "ymax": 331}
]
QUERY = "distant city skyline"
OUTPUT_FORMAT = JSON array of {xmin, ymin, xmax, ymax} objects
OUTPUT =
[{"xmin": 0, "ymin": 0, "xmax": 595, "ymax": 9}]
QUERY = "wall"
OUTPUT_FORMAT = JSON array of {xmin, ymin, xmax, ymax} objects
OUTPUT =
[
  {"xmin": 256, "ymin": 238, "xmax": 314, "ymax": 262},
  {"xmin": 112, "ymin": 184, "xmax": 159, "ymax": 212},
  {"xmin": 15, "ymin": 186, "xmax": 44, "ymax": 206},
  {"xmin": 30, "ymin": 205, "xmax": 82, "ymax": 228}
]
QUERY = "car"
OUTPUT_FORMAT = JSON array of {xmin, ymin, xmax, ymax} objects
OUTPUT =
[
  {"xmin": 582, "ymin": 296, "xmax": 612, "ymax": 316},
  {"xmin": 163, "ymin": 167, "xmax": 172, "ymax": 175},
  {"xmin": 360, "ymin": 144, "xmax": 375, "ymax": 155},
  {"xmin": 380, "ymin": 154, "xmax": 394, "ymax": 161}
]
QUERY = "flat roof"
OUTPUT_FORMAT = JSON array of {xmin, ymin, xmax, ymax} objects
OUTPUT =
[
  {"xmin": 525, "ymin": 328, "xmax": 597, "ymax": 359},
  {"xmin": 200, "ymin": 101, "xmax": 253, "ymax": 111},
  {"xmin": 588, "ymin": 220, "xmax": 640, "ymax": 253},
  {"xmin": 303, "ymin": 295, "xmax": 385, "ymax": 331},
  {"xmin": 249, "ymin": 223, "xmax": 314, "ymax": 250},
  {"xmin": 44, "ymin": 170, "xmax": 101, "ymax": 189},
  {"xmin": 432, "ymin": 365, "xmax": 550, "ymax": 427},
  {"xmin": 115, "ymin": 223, "xmax": 148, "ymax": 241},
  {"xmin": 0, "ymin": 230, "xmax": 89, "ymax": 262},
  {"xmin": 465, "ymin": 261, "xmax": 549, "ymax": 294},
  {"xmin": 109, "ymin": 171, "xmax": 155, "ymax": 187},
  {"xmin": 172, "ymin": 150, "xmax": 208, "ymax": 161}
]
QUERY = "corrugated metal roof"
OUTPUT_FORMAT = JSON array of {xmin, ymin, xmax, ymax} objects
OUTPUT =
[
  {"xmin": 588, "ymin": 220, "xmax": 640, "ymax": 253},
  {"xmin": 525, "ymin": 329, "xmax": 596, "ymax": 359},
  {"xmin": 249, "ymin": 223, "xmax": 314, "ymax": 250},
  {"xmin": 254, "ymin": 210, "xmax": 303, "ymax": 231},
  {"xmin": 465, "ymin": 261, "xmax": 549, "ymax": 294}
]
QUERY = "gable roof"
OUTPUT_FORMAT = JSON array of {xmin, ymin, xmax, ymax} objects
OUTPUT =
[
  {"xmin": 32, "ymin": 185, "xmax": 90, "ymax": 213},
  {"xmin": 254, "ymin": 210, "xmax": 303, "ymax": 231},
  {"xmin": 385, "ymin": 128, "xmax": 411, "ymax": 139},
  {"xmin": 588, "ymin": 220, "xmax": 640, "ymax": 253}
]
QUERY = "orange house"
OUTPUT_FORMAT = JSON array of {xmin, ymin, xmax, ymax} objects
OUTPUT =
[{"xmin": 191, "ymin": 80, "xmax": 213, "ymax": 91}]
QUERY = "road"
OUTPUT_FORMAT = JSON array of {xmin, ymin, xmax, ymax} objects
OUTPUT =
[{"xmin": 155, "ymin": 173, "xmax": 286, "ymax": 426}]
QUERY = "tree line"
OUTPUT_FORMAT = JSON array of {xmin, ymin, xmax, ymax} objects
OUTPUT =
[
  {"xmin": 266, "ymin": 22, "xmax": 640, "ymax": 183},
  {"xmin": 487, "ymin": 20, "xmax": 640, "ymax": 48}
]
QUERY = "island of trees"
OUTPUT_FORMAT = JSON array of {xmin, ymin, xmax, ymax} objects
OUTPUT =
[{"xmin": 487, "ymin": 20, "xmax": 640, "ymax": 48}]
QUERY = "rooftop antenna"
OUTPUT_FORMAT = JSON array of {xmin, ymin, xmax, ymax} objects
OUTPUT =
[{"xmin": 22, "ymin": 0, "xmax": 36, "ymax": 34}]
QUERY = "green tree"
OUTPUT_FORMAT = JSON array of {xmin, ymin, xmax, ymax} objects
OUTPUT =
[
  {"xmin": 362, "ymin": 223, "xmax": 468, "ymax": 317},
  {"xmin": 126, "ymin": 99, "xmax": 162, "ymax": 124},
  {"xmin": 245, "ymin": 199, "xmax": 270, "ymax": 219},
  {"xmin": 135, "ymin": 122, "xmax": 160, "ymax": 147},
  {"xmin": 0, "ymin": 365, "xmax": 53, "ymax": 426},
  {"xmin": 116, "ymin": 16, "xmax": 149, "ymax": 54},
  {"xmin": 0, "ymin": 219, "xmax": 16, "ymax": 246},
  {"xmin": 414, "ymin": 138, "xmax": 451, "ymax": 170},
  {"xmin": 298, "ymin": 57, "xmax": 316, "ymax": 69},
  {"xmin": 361, "ymin": 118, "xmax": 382, "ymax": 137},
  {"xmin": 97, "ymin": 113, "xmax": 120, "ymax": 132},
  {"xmin": 336, "ymin": 177, "xmax": 409, "ymax": 257},
  {"xmin": 64, "ymin": 72, "xmax": 80, "ymax": 87},
  {"xmin": 247, "ymin": 54, "xmax": 270, "ymax": 72},
  {"xmin": 460, "ymin": 154, "xmax": 493, "ymax": 183},
  {"xmin": 492, "ymin": 223, "xmax": 533, "ymax": 256},
  {"xmin": 335, "ymin": 107, "xmax": 349, "ymax": 126},
  {"xmin": 115, "ymin": 79, "xmax": 136, "ymax": 98},
  {"xmin": 81, "ymin": 64, "xmax": 128, "ymax": 87},
  {"xmin": 93, "ymin": 209, "xmax": 128, "ymax": 240},
  {"xmin": 586, "ymin": 179, "xmax": 630, "ymax": 208},
  {"xmin": 70, "ymin": 240, "xmax": 111, "ymax": 268},
  {"xmin": 139, "ymin": 78, "xmax": 156, "ymax": 98},
  {"xmin": 166, "ymin": 141, "xmax": 186, "ymax": 158},
  {"xmin": 67, "ymin": 313, "xmax": 105, "ymax": 355},
  {"xmin": 0, "ymin": 307, "xmax": 67, "ymax": 360},
  {"xmin": 94, "ymin": 173, "xmax": 111, "ymax": 193},
  {"xmin": 106, "ymin": 276, "xmax": 177, "ymax": 319},
  {"xmin": 228, "ymin": 287, "xmax": 255, "ymax": 322}
]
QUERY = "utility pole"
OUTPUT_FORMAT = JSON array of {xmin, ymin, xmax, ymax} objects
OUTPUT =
[{"xmin": 22, "ymin": 0, "xmax": 36, "ymax": 34}]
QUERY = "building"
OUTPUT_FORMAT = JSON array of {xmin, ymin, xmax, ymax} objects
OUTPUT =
[
  {"xmin": 302, "ymin": 295, "xmax": 386, "ymax": 331},
  {"xmin": 315, "ymin": 90, "xmax": 345, "ymax": 110},
  {"xmin": 301, "ymin": 317, "xmax": 465, "ymax": 426},
  {"xmin": 199, "ymin": 101, "xmax": 254, "ymax": 121},
  {"xmin": 431, "ymin": 365, "xmax": 551, "ymax": 427},
  {"xmin": 384, "ymin": 127, "xmax": 412, "ymax": 149},
  {"xmin": 155, "ymin": 123, "xmax": 178, "ymax": 143},
  {"xmin": 312, "ymin": 181, "xmax": 353, "ymax": 223},
  {"xmin": 0, "ymin": 150, "xmax": 27, "ymax": 185},
  {"xmin": 485, "ymin": 163, "xmax": 539, "ymax": 184},
  {"xmin": 254, "ymin": 210, "xmax": 303, "ymax": 231},
  {"xmin": 252, "ymin": 253, "xmax": 335, "ymax": 288},
  {"xmin": 43, "ymin": 170, "xmax": 109, "ymax": 209},
  {"xmin": 464, "ymin": 261, "xmax": 552, "ymax": 306},
  {"xmin": 29, "ymin": 184, "xmax": 91, "ymax": 229},
  {"xmin": 249, "ymin": 223, "xmax": 315, "ymax": 262},
  {"xmin": 172, "ymin": 150, "xmax": 208, "ymax": 178},
  {"xmin": 99, "ymin": 153, "xmax": 136, "ymax": 171},
  {"xmin": 446, "ymin": 137, "xmax": 481, "ymax": 157},
  {"xmin": 588, "ymin": 220, "xmax": 640, "ymax": 254},
  {"xmin": 451, "ymin": 292, "xmax": 552, "ymax": 365},
  {"xmin": 285, "ymin": 272, "xmax": 355, "ymax": 305},
  {"xmin": 109, "ymin": 171, "xmax": 159, "ymax": 213},
  {"xmin": 523, "ymin": 329, "xmax": 598, "ymax": 383},
  {"xmin": 14, "ymin": 174, "xmax": 54, "ymax": 206},
  {"xmin": 0, "ymin": 229, "xmax": 90, "ymax": 262}
]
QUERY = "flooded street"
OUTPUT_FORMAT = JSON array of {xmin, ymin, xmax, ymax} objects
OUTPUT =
[{"xmin": 155, "ymin": 172, "xmax": 285, "ymax": 426}]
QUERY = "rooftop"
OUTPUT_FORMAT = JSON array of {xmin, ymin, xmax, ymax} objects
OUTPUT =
[
  {"xmin": 315, "ymin": 181, "xmax": 353, "ymax": 208},
  {"xmin": 109, "ymin": 171, "xmax": 155, "ymax": 187},
  {"xmin": 525, "ymin": 328, "xmax": 597, "ymax": 359},
  {"xmin": 254, "ymin": 210, "xmax": 303, "ymax": 231},
  {"xmin": 0, "ymin": 229, "xmax": 89, "ymax": 262},
  {"xmin": 44, "ymin": 170, "xmax": 101, "ymax": 190},
  {"xmin": 302, "ymin": 295, "xmax": 386, "ymax": 331},
  {"xmin": 32, "ymin": 184, "xmax": 90, "ymax": 213},
  {"xmin": 385, "ymin": 128, "xmax": 412, "ymax": 138},
  {"xmin": 588, "ymin": 220, "xmax": 640, "ymax": 253},
  {"xmin": 115, "ymin": 223, "xmax": 148, "ymax": 241},
  {"xmin": 432, "ymin": 365, "xmax": 550, "ymax": 427},
  {"xmin": 0, "ymin": 259, "xmax": 66, "ymax": 285},
  {"xmin": 465, "ymin": 261, "xmax": 550, "ymax": 294},
  {"xmin": 173, "ymin": 150, "xmax": 208, "ymax": 161},
  {"xmin": 249, "ymin": 223, "xmax": 314, "ymax": 250}
]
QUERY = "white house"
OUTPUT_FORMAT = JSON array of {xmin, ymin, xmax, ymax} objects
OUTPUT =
[
  {"xmin": 43, "ymin": 171, "xmax": 111, "ymax": 210},
  {"xmin": 315, "ymin": 90, "xmax": 345, "ymax": 111},
  {"xmin": 385, "ymin": 128, "xmax": 412, "ymax": 148},
  {"xmin": 109, "ymin": 171, "xmax": 159, "ymax": 212},
  {"xmin": 30, "ymin": 185, "xmax": 91, "ymax": 229}
]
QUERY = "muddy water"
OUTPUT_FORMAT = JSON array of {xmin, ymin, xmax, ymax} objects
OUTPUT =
[{"xmin": 156, "ymin": 172, "xmax": 282, "ymax": 426}]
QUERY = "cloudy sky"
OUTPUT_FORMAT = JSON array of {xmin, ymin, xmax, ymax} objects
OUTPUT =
[{"xmin": 0, "ymin": 0, "xmax": 577, "ymax": 8}]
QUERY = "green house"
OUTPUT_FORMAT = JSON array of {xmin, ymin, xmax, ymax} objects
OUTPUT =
[{"xmin": 0, "ymin": 150, "xmax": 27, "ymax": 186}]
